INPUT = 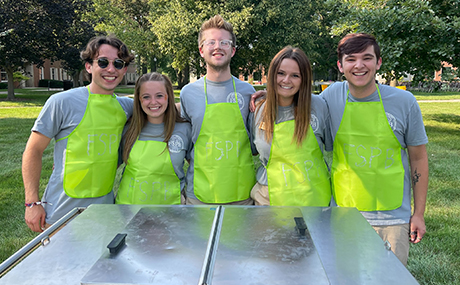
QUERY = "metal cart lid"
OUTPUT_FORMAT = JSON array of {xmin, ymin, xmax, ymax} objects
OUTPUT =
[{"xmin": 0, "ymin": 205, "xmax": 419, "ymax": 285}]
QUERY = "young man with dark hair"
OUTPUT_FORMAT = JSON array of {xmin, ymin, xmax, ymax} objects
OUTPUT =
[
  {"xmin": 23, "ymin": 36, "xmax": 134, "ymax": 232},
  {"xmin": 322, "ymin": 33, "xmax": 428, "ymax": 265},
  {"xmin": 180, "ymin": 15, "xmax": 256, "ymax": 205}
]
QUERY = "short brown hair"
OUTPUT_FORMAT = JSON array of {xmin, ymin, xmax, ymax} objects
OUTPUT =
[
  {"xmin": 81, "ymin": 35, "xmax": 134, "ymax": 66},
  {"xmin": 337, "ymin": 33, "xmax": 381, "ymax": 64},
  {"xmin": 198, "ymin": 15, "xmax": 236, "ymax": 47}
]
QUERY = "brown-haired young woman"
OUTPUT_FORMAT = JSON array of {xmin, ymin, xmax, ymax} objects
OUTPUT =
[
  {"xmin": 250, "ymin": 46, "xmax": 332, "ymax": 206},
  {"xmin": 116, "ymin": 72, "xmax": 192, "ymax": 205}
]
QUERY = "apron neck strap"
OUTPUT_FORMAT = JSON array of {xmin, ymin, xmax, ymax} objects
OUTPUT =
[{"xmin": 204, "ymin": 75, "xmax": 237, "ymax": 105}]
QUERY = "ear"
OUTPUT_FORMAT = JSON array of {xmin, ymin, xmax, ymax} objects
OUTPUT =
[
  {"xmin": 376, "ymin": 57, "xmax": 382, "ymax": 71},
  {"xmin": 337, "ymin": 60, "xmax": 344, "ymax": 73},
  {"xmin": 231, "ymin": 46, "xmax": 236, "ymax": 58},
  {"xmin": 199, "ymin": 46, "xmax": 205, "ymax": 58},
  {"xmin": 85, "ymin": 62, "xmax": 92, "ymax": 74}
]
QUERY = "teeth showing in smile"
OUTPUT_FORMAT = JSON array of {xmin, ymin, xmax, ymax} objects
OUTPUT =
[
  {"xmin": 149, "ymin": 107, "xmax": 160, "ymax": 110},
  {"xmin": 353, "ymin": 72, "xmax": 367, "ymax": 76},
  {"xmin": 104, "ymin": 76, "xmax": 116, "ymax": 80},
  {"xmin": 280, "ymin": 86, "xmax": 292, "ymax": 89}
]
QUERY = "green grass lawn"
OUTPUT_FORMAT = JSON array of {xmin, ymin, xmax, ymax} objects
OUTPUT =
[
  {"xmin": 1, "ymin": 87, "xmax": 459, "ymax": 284},
  {"xmin": 407, "ymin": 101, "xmax": 460, "ymax": 283}
]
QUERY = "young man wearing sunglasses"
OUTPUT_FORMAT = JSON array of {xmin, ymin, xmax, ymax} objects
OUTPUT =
[
  {"xmin": 180, "ymin": 15, "xmax": 256, "ymax": 205},
  {"xmin": 22, "ymin": 36, "xmax": 135, "ymax": 232}
]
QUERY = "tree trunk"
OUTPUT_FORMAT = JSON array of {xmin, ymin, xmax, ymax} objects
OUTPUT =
[
  {"xmin": 73, "ymin": 70, "xmax": 80, "ymax": 87},
  {"xmin": 6, "ymin": 67, "xmax": 15, "ymax": 100},
  {"xmin": 177, "ymin": 65, "xmax": 190, "ymax": 89}
]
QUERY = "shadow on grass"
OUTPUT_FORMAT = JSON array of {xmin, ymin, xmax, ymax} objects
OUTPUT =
[
  {"xmin": 0, "ymin": 94, "xmax": 51, "ymax": 107},
  {"xmin": 424, "ymin": 113, "xmax": 460, "ymax": 125}
]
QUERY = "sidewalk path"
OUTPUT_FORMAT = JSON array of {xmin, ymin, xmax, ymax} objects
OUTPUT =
[{"xmin": 418, "ymin": 99, "xmax": 460, "ymax": 103}]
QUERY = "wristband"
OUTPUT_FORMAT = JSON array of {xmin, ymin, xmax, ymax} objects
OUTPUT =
[{"xmin": 25, "ymin": 201, "xmax": 52, "ymax": 208}]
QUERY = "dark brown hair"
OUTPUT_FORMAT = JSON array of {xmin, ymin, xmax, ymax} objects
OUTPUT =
[
  {"xmin": 337, "ymin": 33, "xmax": 381, "ymax": 64},
  {"xmin": 81, "ymin": 35, "xmax": 134, "ymax": 65}
]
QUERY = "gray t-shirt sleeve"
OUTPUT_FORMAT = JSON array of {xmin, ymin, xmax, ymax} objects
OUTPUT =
[
  {"xmin": 405, "ymin": 99, "xmax": 428, "ymax": 146},
  {"xmin": 310, "ymin": 94, "xmax": 332, "ymax": 152},
  {"xmin": 116, "ymin": 96, "xmax": 134, "ymax": 119},
  {"xmin": 179, "ymin": 89, "xmax": 191, "ymax": 121},
  {"xmin": 33, "ymin": 88, "xmax": 89, "ymax": 139},
  {"xmin": 32, "ymin": 95, "xmax": 63, "ymax": 138}
]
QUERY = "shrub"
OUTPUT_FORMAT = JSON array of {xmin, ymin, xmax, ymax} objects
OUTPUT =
[
  {"xmin": 0, "ymin": 82, "xmax": 7, "ymax": 89},
  {"xmin": 38, "ymin": 79, "xmax": 63, "ymax": 88},
  {"xmin": 13, "ymin": 72, "xmax": 30, "ymax": 82}
]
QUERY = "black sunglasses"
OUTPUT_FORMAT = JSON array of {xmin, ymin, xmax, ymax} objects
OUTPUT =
[{"xmin": 93, "ymin": 57, "xmax": 126, "ymax": 70}]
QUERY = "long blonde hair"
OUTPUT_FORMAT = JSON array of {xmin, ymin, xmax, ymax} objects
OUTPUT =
[
  {"xmin": 122, "ymin": 72, "xmax": 184, "ymax": 164},
  {"xmin": 256, "ymin": 46, "xmax": 312, "ymax": 146}
]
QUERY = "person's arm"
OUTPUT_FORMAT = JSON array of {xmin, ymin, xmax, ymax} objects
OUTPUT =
[
  {"xmin": 249, "ymin": 90, "xmax": 267, "ymax": 112},
  {"xmin": 175, "ymin": 102, "xmax": 181, "ymax": 114},
  {"xmin": 407, "ymin": 144, "xmax": 428, "ymax": 243},
  {"xmin": 22, "ymin": 131, "xmax": 51, "ymax": 232}
]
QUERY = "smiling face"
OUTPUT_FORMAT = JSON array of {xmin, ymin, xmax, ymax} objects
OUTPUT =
[
  {"xmin": 85, "ymin": 44, "xmax": 127, "ymax": 95},
  {"xmin": 337, "ymin": 45, "xmax": 382, "ymax": 98},
  {"xmin": 199, "ymin": 28, "xmax": 235, "ymax": 72},
  {"xmin": 276, "ymin": 58, "xmax": 302, "ymax": 107},
  {"xmin": 139, "ymin": 81, "xmax": 168, "ymax": 124}
]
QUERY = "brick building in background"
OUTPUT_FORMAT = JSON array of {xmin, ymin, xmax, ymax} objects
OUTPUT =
[{"xmin": 1, "ymin": 59, "xmax": 138, "ymax": 88}]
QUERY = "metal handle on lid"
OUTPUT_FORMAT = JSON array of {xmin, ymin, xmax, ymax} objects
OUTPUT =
[{"xmin": 294, "ymin": 217, "xmax": 307, "ymax": 237}]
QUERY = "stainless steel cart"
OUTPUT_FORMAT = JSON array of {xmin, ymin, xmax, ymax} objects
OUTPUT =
[{"xmin": 0, "ymin": 205, "xmax": 419, "ymax": 284}]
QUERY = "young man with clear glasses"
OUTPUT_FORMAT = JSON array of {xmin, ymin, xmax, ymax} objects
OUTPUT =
[
  {"xmin": 22, "ymin": 36, "xmax": 135, "ymax": 232},
  {"xmin": 322, "ymin": 33, "xmax": 428, "ymax": 266},
  {"xmin": 180, "ymin": 15, "xmax": 256, "ymax": 205}
]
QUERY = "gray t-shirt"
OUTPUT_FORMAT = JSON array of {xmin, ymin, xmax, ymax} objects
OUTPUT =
[
  {"xmin": 250, "ymin": 95, "xmax": 332, "ymax": 185},
  {"xmin": 321, "ymin": 81, "xmax": 428, "ymax": 226},
  {"xmin": 119, "ymin": 121, "xmax": 192, "ymax": 192},
  {"xmin": 32, "ymin": 87, "xmax": 133, "ymax": 224},
  {"xmin": 180, "ymin": 76, "xmax": 256, "ymax": 199}
]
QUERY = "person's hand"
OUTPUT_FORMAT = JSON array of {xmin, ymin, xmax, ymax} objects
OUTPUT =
[
  {"xmin": 249, "ymin": 90, "xmax": 267, "ymax": 112},
  {"xmin": 409, "ymin": 213, "xmax": 426, "ymax": 244},
  {"xmin": 25, "ymin": 205, "xmax": 46, "ymax": 232}
]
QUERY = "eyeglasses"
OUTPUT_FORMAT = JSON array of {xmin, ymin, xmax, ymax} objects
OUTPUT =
[
  {"xmin": 202, "ymin": 39, "xmax": 233, "ymax": 50},
  {"xmin": 93, "ymin": 57, "xmax": 126, "ymax": 70}
]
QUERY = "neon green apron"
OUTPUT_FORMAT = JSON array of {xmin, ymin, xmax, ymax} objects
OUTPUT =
[
  {"xmin": 193, "ymin": 77, "xmax": 255, "ymax": 203},
  {"xmin": 59, "ymin": 86, "xmax": 126, "ymax": 198},
  {"xmin": 332, "ymin": 85, "xmax": 404, "ymax": 211},
  {"xmin": 266, "ymin": 120, "xmax": 331, "ymax": 206},
  {"xmin": 116, "ymin": 139, "xmax": 181, "ymax": 204}
]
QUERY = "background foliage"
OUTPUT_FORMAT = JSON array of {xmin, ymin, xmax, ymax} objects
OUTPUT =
[{"xmin": 2, "ymin": 0, "xmax": 459, "ymax": 94}]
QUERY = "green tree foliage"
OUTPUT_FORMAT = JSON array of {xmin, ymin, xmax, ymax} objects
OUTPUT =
[
  {"xmin": 57, "ymin": 2, "xmax": 97, "ymax": 87},
  {"xmin": 89, "ymin": 0, "xmax": 333, "ymax": 87},
  {"xmin": 89, "ymin": 0, "xmax": 182, "ymax": 84},
  {"xmin": 329, "ymin": 0, "xmax": 460, "ymax": 82},
  {"xmin": 0, "ymin": 0, "xmax": 96, "ymax": 99},
  {"xmin": 148, "ymin": 0, "xmax": 331, "ymax": 85}
]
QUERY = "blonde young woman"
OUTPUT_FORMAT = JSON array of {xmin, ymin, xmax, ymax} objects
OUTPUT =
[
  {"xmin": 250, "ymin": 46, "xmax": 332, "ymax": 206},
  {"xmin": 116, "ymin": 73, "xmax": 192, "ymax": 205}
]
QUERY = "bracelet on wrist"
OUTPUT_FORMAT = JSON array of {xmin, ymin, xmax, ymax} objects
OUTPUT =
[{"xmin": 25, "ymin": 201, "xmax": 52, "ymax": 208}]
